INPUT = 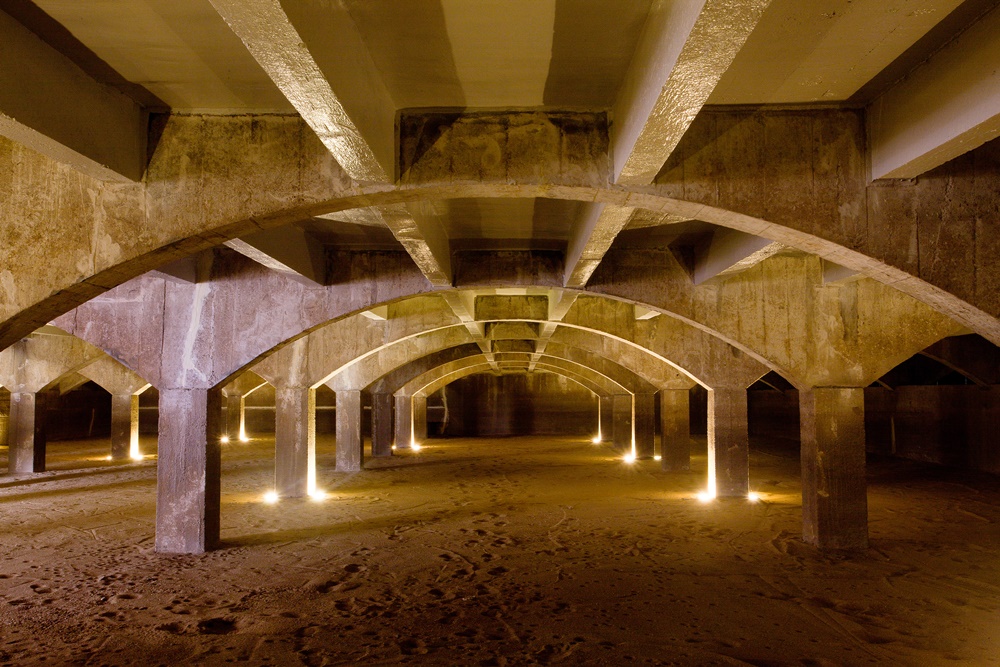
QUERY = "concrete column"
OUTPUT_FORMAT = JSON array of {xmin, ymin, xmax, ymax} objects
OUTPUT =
[
  {"xmin": 225, "ymin": 392, "xmax": 246, "ymax": 441},
  {"xmin": 336, "ymin": 389, "xmax": 364, "ymax": 472},
  {"xmin": 371, "ymin": 392, "xmax": 394, "ymax": 457},
  {"xmin": 0, "ymin": 389, "xmax": 10, "ymax": 447},
  {"xmin": 155, "ymin": 388, "xmax": 222, "ymax": 554},
  {"xmin": 800, "ymin": 388, "xmax": 869, "ymax": 550},
  {"xmin": 8, "ymin": 391, "xmax": 49, "ymax": 473},
  {"xmin": 660, "ymin": 389, "xmax": 691, "ymax": 471},
  {"xmin": 708, "ymin": 387, "xmax": 749, "ymax": 497},
  {"xmin": 634, "ymin": 393, "xmax": 656, "ymax": 459},
  {"xmin": 412, "ymin": 395, "xmax": 428, "ymax": 443},
  {"xmin": 274, "ymin": 386, "xmax": 315, "ymax": 498},
  {"xmin": 598, "ymin": 395, "xmax": 614, "ymax": 443},
  {"xmin": 612, "ymin": 394, "xmax": 632, "ymax": 453},
  {"xmin": 110, "ymin": 393, "xmax": 140, "ymax": 461},
  {"xmin": 394, "ymin": 394, "xmax": 412, "ymax": 449}
]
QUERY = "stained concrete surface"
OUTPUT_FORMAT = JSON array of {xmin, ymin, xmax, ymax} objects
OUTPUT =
[{"xmin": 0, "ymin": 435, "xmax": 998, "ymax": 665}]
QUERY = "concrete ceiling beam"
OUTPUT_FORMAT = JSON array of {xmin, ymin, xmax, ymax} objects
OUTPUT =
[
  {"xmin": 0, "ymin": 8, "xmax": 147, "ymax": 182},
  {"xmin": 440, "ymin": 292, "xmax": 499, "ymax": 372},
  {"xmin": 612, "ymin": 0, "xmax": 772, "ymax": 186},
  {"xmin": 564, "ymin": 204, "xmax": 635, "ymax": 288},
  {"xmin": 207, "ymin": 0, "xmax": 393, "ymax": 182},
  {"xmin": 693, "ymin": 228, "xmax": 785, "ymax": 285},
  {"xmin": 869, "ymin": 4, "xmax": 1000, "ymax": 180},
  {"xmin": 387, "ymin": 205, "xmax": 453, "ymax": 288},
  {"xmin": 225, "ymin": 226, "xmax": 328, "ymax": 287}
]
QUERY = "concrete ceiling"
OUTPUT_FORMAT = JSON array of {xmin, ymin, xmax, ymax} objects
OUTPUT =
[
  {"xmin": 31, "ymin": 0, "xmax": 292, "ymax": 111},
  {"xmin": 708, "ymin": 0, "xmax": 970, "ymax": 104},
  {"xmin": 24, "ymin": 0, "xmax": 982, "ymax": 113}
]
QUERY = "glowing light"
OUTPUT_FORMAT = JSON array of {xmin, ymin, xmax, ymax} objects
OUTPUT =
[
  {"xmin": 309, "ymin": 489, "xmax": 327, "ymax": 501},
  {"xmin": 696, "ymin": 490, "xmax": 715, "ymax": 503},
  {"xmin": 239, "ymin": 435, "xmax": 249, "ymax": 443},
  {"xmin": 130, "ymin": 453, "xmax": 144, "ymax": 462},
  {"xmin": 747, "ymin": 492, "xmax": 761, "ymax": 503},
  {"xmin": 391, "ymin": 445, "xmax": 397, "ymax": 451},
  {"xmin": 653, "ymin": 455, "xmax": 662, "ymax": 461},
  {"xmin": 105, "ymin": 455, "xmax": 113, "ymax": 461},
  {"xmin": 591, "ymin": 435, "xmax": 602, "ymax": 444},
  {"xmin": 263, "ymin": 491, "xmax": 279, "ymax": 504},
  {"xmin": 220, "ymin": 435, "xmax": 230, "ymax": 444},
  {"xmin": 411, "ymin": 443, "xmax": 423, "ymax": 452},
  {"xmin": 623, "ymin": 453, "xmax": 636, "ymax": 464}
]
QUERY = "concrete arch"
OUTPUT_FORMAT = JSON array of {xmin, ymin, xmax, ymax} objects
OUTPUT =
[{"xmin": 8, "ymin": 122, "xmax": 996, "ymax": 354}]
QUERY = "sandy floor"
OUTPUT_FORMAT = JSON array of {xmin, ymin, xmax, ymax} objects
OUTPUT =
[{"xmin": 0, "ymin": 434, "xmax": 998, "ymax": 666}]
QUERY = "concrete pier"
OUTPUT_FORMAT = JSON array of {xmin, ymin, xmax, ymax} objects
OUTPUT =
[
  {"xmin": 274, "ymin": 386, "xmax": 315, "ymax": 498},
  {"xmin": 800, "ymin": 388, "xmax": 869, "ymax": 550},
  {"xmin": 336, "ymin": 389, "xmax": 364, "ymax": 472},
  {"xmin": 8, "ymin": 391, "xmax": 48, "ymax": 473},
  {"xmin": 612, "ymin": 394, "xmax": 632, "ymax": 453},
  {"xmin": 371, "ymin": 392, "xmax": 394, "ymax": 457},
  {"xmin": 708, "ymin": 387, "xmax": 749, "ymax": 497},
  {"xmin": 660, "ymin": 389, "xmax": 691, "ymax": 471},
  {"xmin": 110, "ymin": 393, "xmax": 139, "ymax": 461},
  {"xmin": 394, "ymin": 394, "xmax": 413, "ymax": 449},
  {"xmin": 634, "ymin": 393, "xmax": 656, "ymax": 459},
  {"xmin": 155, "ymin": 388, "xmax": 222, "ymax": 554}
]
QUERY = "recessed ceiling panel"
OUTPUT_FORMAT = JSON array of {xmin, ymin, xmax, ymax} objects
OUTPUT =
[
  {"xmin": 33, "ymin": 0, "xmax": 293, "ymax": 111},
  {"xmin": 346, "ymin": 0, "xmax": 653, "ymax": 110},
  {"xmin": 709, "ymin": 0, "xmax": 964, "ymax": 104}
]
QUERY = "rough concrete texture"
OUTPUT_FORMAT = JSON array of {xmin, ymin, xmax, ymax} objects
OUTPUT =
[
  {"xmin": 660, "ymin": 389, "xmax": 692, "ymax": 471},
  {"xmin": 394, "ymin": 394, "xmax": 412, "ymax": 449},
  {"xmin": 799, "ymin": 387, "xmax": 869, "ymax": 550},
  {"xmin": 335, "ymin": 390, "xmax": 363, "ymax": 472},
  {"xmin": 2, "ymin": 111, "xmax": 998, "ymax": 358},
  {"xmin": 370, "ymin": 392, "xmax": 394, "ymax": 457},
  {"xmin": 412, "ymin": 395, "xmax": 428, "ymax": 443},
  {"xmin": 612, "ymin": 394, "xmax": 632, "ymax": 453},
  {"xmin": 109, "ymin": 393, "xmax": 138, "ymax": 461},
  {"xmin": 398, "ymin": 110, "xmax": 609, "ymax": 188},
  {"xmin": 8, "ymin": 391, "xmax": 49, "ymax": 473},
  {"xmin": 633, "ymin": 393, "xmax": 656, "ymax": 458},
  {"xmin": 155, "ymin": 388, "xmax": 222, "ymax": 554},
  {"xmin": 274, "ymin": 386, "xmax": 315, "ymax": 498},
  {"xmin": 708, "ymin": 387, "xmax": 749, "ymax": 497}
]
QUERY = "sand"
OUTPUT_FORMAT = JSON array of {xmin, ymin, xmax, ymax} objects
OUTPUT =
[{"xmin": 1, "ymin": 434, "xmax": 998, "ymax": 666}]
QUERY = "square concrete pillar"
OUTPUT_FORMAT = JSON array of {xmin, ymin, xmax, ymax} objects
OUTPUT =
[
  {"xmin": 371, "ymin": 392, "xmax": 394, "ymax": 457},
  {"xmin": 634, "ymin": 394, "xmax": 656, "ymax": 459},
  {"xmin": 274, "ymin": 386, "xmax": 315, "ymax": 498},
  {"xmin": 598, "ymin": 395, "xmax": 614, "ymax": 443},
  {"xmin": 336, "ymin": 389, "xmax": 364, "ymax": 472},
  {"xmin": 800, "ymin": 387, "xmax": 869, "ymax": 550},
  {"xmin": 110, "ymin": 394, "xmax": 140, "ymax": 461},
  {"xmin": 8, "ymin": 391, "xmax": 49, "ymax": 473},
  {"xmin": 708, "ymin": 387, "xmax": 749, "ymax": 497},
  {"xmin": 394, "ymin": 394, "xmax": 412, "ymax": 449},
  {"xmin": 660, "ymin": 389, "xmax": 691, "ymax": 471},
  {"xmin": 155, "ymin": 388, "xmax": 222, "ymax": 554},
  {"xmin": 612, "ymin": 394, "xmax": 632, "ymax": 453},
  {"xmin": 412, "ymin": 395, "xmax": 428, "ymax": 443},
  {"xmin": 225, "ymin": 391, "xmax": 245, "ymax": 441}
]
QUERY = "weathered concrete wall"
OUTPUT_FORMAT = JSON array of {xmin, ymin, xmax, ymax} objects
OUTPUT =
[
  {"xmin": 4, "ymin": 111, "xmax": 998, "ymax": 357},
  {"xmin": 441, "ymin": 373, "xmax": 597, "ymax": 437},
  {"xmin": 866, "ymin": 386, "xmax": 1000, "ymax": 474},
  {"xmin": 658, "ymin": 109, "xmax": 1000, "ymax": 335}
]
